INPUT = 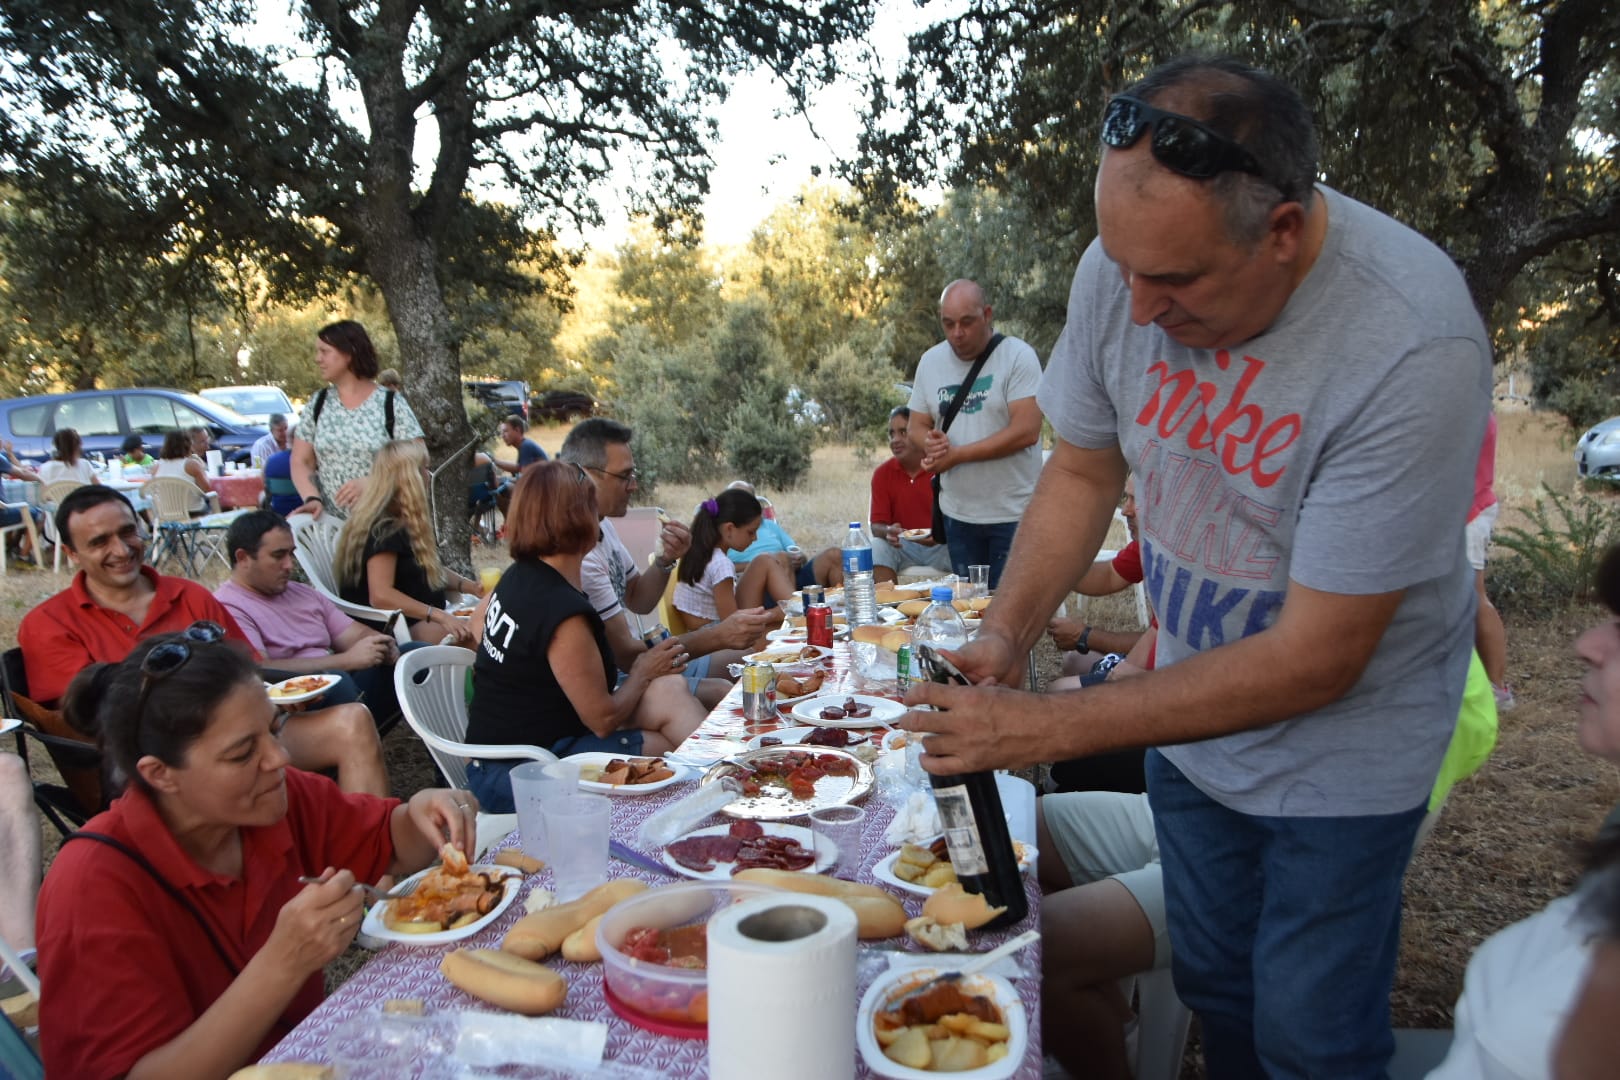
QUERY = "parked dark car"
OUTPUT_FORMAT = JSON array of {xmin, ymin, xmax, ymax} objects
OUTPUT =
[
  {"xmin": 0, "ymin": 388, "xmax": 266, "ymax": 465},
  {"xmin": 529, "ymin": 390, "xmax": 597, "ymax": 423},
  {"xmin": 464, "ymin": 379, "xmax": 529, "ymax": 420}
]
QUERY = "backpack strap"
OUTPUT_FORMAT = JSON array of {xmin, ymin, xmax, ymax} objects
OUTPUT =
[
  {"xmin": 63, "ymin": 831, "xmax": 242, "ymax": 977},
  {"xmin": 385, "ymin": 389, "xmax": 396, "ymax": 439},
  {"xmin": 311, "ymin": 386, "xmax": 328, "ymax": 428}
]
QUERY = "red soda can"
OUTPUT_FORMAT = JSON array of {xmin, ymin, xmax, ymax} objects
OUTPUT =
[{"xmin": 806, "ymin": 604, "xmax": 834, "ymax": 648}]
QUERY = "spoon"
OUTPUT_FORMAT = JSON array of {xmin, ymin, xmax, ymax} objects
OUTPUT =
[{"xmin": 956, "ymin": 929, "xmax": 1041, "ymax": 976}]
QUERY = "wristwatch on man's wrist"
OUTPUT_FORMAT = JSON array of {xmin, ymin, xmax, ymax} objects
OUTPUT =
[
  {"xmin": 1076, "ymin": 625, "xmax": 1093, "ymax": 653},
  {"xmin": 649, "ymin": 551, "xmax": 677, "ymax": 573}
]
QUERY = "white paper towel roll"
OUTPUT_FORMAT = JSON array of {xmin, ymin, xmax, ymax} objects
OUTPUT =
[{"xmin": 707, "ymin": 892, "xmax": 858, "ymax": 1080}]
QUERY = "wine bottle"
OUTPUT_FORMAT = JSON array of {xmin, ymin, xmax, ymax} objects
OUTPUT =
[{"xmin": 915, "ymin": 644, "xmax": 1028, "ymax": 929}]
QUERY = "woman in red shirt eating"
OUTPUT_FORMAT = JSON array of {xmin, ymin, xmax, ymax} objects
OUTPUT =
[{"xmin": 35, "ymin": 623, "xmax": 476, "ymax": 1079}]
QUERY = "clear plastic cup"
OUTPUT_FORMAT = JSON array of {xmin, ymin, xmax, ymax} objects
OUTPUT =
[
  {"xmin": 968, "ymin": 564, "xmax": 990, "ymax": 598},
  {"xmin": 810, "ymin": 804, "xmax": 867, "ymax": 877},
  {"xmin": 509, "ymin": 759, "xmax": 579, "ymax": 862},
  {"xmin": 543, "ymin": 793, "xmax": 611, "ymax": 901}
]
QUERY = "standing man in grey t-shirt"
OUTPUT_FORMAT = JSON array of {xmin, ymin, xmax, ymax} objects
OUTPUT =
[
  {"xmin": 906, "ymin": 279, "xmax": 1043, "ymax": 588},
  {"xmin": 899, "ymin": 58, "xmax": 1490, "ymax": 1078}
]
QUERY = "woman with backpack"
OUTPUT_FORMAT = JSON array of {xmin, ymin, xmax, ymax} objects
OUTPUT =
[{"xmin": 289, "ymin": 320, "xmax": 424, "ymax": 519}]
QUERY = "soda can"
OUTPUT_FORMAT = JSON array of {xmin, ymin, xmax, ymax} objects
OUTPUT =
[
  {"xmin": 895, "ymin": 643, "xmax": 913, "ymax": 694},
  {"xmin": 642, "ymin": 624, "xmax": 670, "ymax": 648},
  {"xmin": 805, "ymin": 604, "xmax": 834, "ymax": 649},
  {"xmin": 741, "ymin": 660, "xmax": 777, "ymax": 722}
]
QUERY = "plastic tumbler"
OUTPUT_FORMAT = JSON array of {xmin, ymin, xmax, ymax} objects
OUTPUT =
[
  {"xmin": 968, "ymin": 564, "xmax": 990, "ymax": 598},
  {"xmin": 479, "ymin": 566, "xmax": 502, "ymax": 593},
  {"xmin": 544, "ymin": 793, "xmax": 612, "ymax": 901},
  {"xmin": 810, "ymin": 804, "xmax": 867, "ymax": 877},
  {"xmin": 509, "ymin": 759, "xmax": 579, "ymax": 862}
]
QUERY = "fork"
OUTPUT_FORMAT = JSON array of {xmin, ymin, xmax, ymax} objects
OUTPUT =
[{"xmin": 297, "ymin": 876, "xmax": 413, "ymax": 903}]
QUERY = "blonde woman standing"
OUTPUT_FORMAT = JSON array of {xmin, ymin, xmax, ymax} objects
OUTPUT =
[{"xmin": 335, "ymin": 441, "xmax": 482, "ymax": 645}]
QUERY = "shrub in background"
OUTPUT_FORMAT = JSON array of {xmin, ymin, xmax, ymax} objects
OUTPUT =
[
  {"xmin": 808, "ymin": 341, "xmax": 906, "ymax": 451},
  {"xmin": 723, "ymin": 381, "xmax": 814, "ymax": 490},
  {"xmin": 1491, "ymin": 484, "xmax": 1620, "ymax": 616}
]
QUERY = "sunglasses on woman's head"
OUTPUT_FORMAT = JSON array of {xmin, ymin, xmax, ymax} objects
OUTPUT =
[
  {"xmin": 1101, "ymin": 94, "xmax": 1267, "ymax": 185},
  {"xmin": 132, "ymin": 621, "xmax": 228, "ymax": 748}
]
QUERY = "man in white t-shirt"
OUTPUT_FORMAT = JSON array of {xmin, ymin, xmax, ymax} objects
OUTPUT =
[
  {"xmin": 561, "ymin": 418, "xmax": 770, "ymax": 709},
  {"xmin": 907, "ymin": 279, "xmax": 1043, "ymax": 589}
]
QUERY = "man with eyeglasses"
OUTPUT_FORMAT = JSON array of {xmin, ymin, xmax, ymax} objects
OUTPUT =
[
  {"xmin": 901, "ymin": 57, "xmax": 1491, "ymax": 1078},
  {"xmin": 560, "ymin": 418, "xmax": 770, "ymax": 709},
  {"xmin": 19, "ymin": 486, "xmax": 390, "ymax": 797},
  {"xmin": 906, "ymin": 278, "xmax": 1043, "ymax": 589}
]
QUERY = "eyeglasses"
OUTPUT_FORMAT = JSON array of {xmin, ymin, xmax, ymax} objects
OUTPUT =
[
  {"xmin": 1101, "ymin": 94, "xmax": 1266, "ymax": 185},
  {"xmin": 587, "ymin": 464, "xmax": 638, "ymax": 485},
  {"xmin": 132, "ymin": 621, "xmax": 226, "ymax": 750}
]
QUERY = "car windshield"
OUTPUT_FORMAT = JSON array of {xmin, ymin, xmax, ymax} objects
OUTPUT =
[{"xmin": 198, "ymin": 388, "xmax": 287, "ymax": 417}]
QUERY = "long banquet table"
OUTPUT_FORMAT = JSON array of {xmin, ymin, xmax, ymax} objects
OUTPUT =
[{"xmin": 264, "ymin": 641, "xmax": 1043, "ymax": 1077}]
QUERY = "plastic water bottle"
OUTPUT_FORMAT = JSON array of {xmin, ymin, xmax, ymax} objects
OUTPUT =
[
  {"xmin": 841, "ymin": 521, "xmax": 878, "ymax": 626},
  {"xmin": 913, "ymin": 586, "xmax": 967, "ymax": 652}
]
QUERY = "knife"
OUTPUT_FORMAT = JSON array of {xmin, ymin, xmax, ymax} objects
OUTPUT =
[{"xmin": 609, "ymin": 839, "xmax": 678, "ymax": 877}]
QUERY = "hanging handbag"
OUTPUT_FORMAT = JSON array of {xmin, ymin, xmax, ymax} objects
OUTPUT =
[{"xmin": 929, "ymin": 333, "xmax": 1004, "ymax": 544}]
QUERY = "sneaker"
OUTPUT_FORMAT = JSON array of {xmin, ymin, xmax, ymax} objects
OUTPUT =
[{"xmin": 1494, "ymin": 684, "xmax": 1516, "ymax": 711}]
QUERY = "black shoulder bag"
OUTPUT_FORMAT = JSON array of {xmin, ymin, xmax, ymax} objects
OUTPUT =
[
  {"xmin": 63, "ymin": 831, "xmax": 242, "ymax": 977},
  {"xmin": 929, "ymin": 333, "xmax": 1004, "ymax": 544}
]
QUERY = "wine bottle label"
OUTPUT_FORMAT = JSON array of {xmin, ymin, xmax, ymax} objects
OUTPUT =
[{"xmin": 933, "ymin": 783, "xmax": 989, "ymax": 875}]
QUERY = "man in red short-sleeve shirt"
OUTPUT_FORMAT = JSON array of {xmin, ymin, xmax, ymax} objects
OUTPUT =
[
  {"xmin": 18, "ymin": 487, "xmax": 388, "ymax": 795},
  {"xmin": 869, "ymin": 406, "xmax": 953, "ymax": 583}
]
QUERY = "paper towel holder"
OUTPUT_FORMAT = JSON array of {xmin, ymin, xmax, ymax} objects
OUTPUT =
[{"xmin": 738, "ymin": 904, "xmax": 828, "ymax": 943}]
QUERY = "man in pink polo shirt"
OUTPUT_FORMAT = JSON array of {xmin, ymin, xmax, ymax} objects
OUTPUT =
[{"xmin": 215, "ymin": 509, "xmax": 421, "ymax": 726}]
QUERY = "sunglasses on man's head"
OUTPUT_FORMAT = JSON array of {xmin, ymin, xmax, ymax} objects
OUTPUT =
[{"xmin": 1101, "ymin": 94, "xmax": 1267, "ymax": 185}]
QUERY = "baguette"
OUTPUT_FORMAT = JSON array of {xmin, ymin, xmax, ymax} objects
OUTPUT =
[
  {"xmin": 440, "ymin": 948, "xmax": 568, "ymax": 1015},
  {"xmin": 502, "ymin": 878, "xmax": 647, "ymax": 959},
  {"xmin": 561, "ymin": 912, "xmax": 607, "ymax": 962},
  {"xmin": 731, "ymin": 867, "xmax": 908, "ymax": 939},
  {"xmin": 921, "ymin": 883, "xmax": 1006, "ymax": 930},
  {"xmin": 850, "ymin": 624, "xmax": 891, "ymax": 645},
  {"xmin": 494, "ymin": 849, "xmax": 544, "ymax": 875}
]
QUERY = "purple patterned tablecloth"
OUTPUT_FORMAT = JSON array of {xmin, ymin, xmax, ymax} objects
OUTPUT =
[{"xmin": 264, "ymin": 643, "xmax": 1042, "ymax": 1077}]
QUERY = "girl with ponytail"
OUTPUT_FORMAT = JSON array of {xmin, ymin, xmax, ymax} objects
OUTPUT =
[{"xmin": 674, "ymin": 489, "xmax": 793, "ymax": 628}]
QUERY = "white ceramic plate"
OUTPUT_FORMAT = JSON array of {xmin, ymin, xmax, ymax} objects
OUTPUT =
[
  {"xmin": 660, "ymin": 822, "xmax": 834, "ymax": 880},
  {"xmin": 264, "ymin": 673, "xmax": 343, "ymax": 705},
  {"xmin": 765, "ymin": 627, "xmax": 810, "ymax": 643},
  {"xmin": 856, "ymin": 967, "xmax": 1028, "ymax": 1080},
  {"xmin": 744, "ymin": 645, "xmax": 833, "ymax": 666},
  {"xmin": 790, "ymin": 693, "xmax": 906, "ymax": 728},
  {"xmin": 565, "ymin": 752, "xmax": 691, "ymax": 795},
  {"xmin": 359, "ymin": 864, "xmax": 522, "ymax": 945},
  {"xmin": 898, "ymin": 528, "xmax": 933, "ymax": 542},
  {"xmin": 871, "ymin": 842, "xmax": 1036, "ymax": 898},
  {"xmin": 746, "ymin": 727, "xmax": 881, "ymax": 751}
]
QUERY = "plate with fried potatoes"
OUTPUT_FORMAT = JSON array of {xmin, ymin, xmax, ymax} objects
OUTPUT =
[
  {"xmin": 857, "ymin": 966, "xmax": 1028, "ymax": 1079},
  {"xmin": 872, "ymin": 839, "xmax": 1035, "ymax": 898},
  {"xmin": 359, "ymin": 862, "xmax": 522, "ymax": 945}
]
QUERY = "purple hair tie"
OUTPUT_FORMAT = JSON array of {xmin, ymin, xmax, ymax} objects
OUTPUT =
[{"xmin": 702, "ymin": 498, "xmax": 719, "ymax": 516}]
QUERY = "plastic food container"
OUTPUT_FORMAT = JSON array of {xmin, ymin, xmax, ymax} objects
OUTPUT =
[
  {"xmin": 596, "ymin": 880, "xmax": 773, "ymax": 1039},
  {"xmin": 856, "ymin": 966, "xmax": 1029, "ymax": 1079}
]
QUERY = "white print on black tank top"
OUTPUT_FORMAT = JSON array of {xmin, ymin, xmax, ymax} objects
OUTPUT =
[{"xmin": 482, "ymin": 593, "xmax": 518, "ymax": 662}]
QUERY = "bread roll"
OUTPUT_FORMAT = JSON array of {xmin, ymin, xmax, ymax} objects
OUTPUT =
[
  {"xmin": 732, "ymin": 867, "xmax": 908, "ymax": 938},
  {"xmin": 494, "ymin": 850, "xmax": 544, "ymax": 874},
  {"xmin": 874, "ymin": 586, "xmax": 923, "ymax": 606},
  {"xmin": 440, "ymin": 948, "xmax": 568, "ymax": 1015},
  {"xmin": 904, "ymin": 915, "xmax": 969, "ymax": 952},
  {"xmin": 896, "ymin": 599, "xmax": 930, "ymax": 619},
  {"xmin": 561, "ymin": 912, "xmax": 607, "ymax": 963},
  {"xmin": 921, "ymin": 883, "xmax": 1007, "ymax": 930},
  {"xmin": 851, "ymin": 624, "xmax": 891, "ymax": 645},
  {"xmin": 502, "ymin": 878, "xmax": 647, "ymax": 959},
  {"xmin": 880, "ymin": 629, "xmax": 911, "ymax": 653}
]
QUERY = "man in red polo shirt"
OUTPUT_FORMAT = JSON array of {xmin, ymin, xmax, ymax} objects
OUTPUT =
[
  {"xmin": 869, "ymin": 406, "xmax": 953, "ymax": 583},
  {"xmin": 18, "ymin": 487, "xmax": 388, "ymax": 795}
]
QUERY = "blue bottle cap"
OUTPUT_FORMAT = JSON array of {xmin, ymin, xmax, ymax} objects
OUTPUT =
[{"xmin": 931, "ymin": 586, "xmax": 955, "ymax": 602}]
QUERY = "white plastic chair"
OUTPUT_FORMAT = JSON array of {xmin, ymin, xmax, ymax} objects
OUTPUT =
[
  {"xmin": 0, "ymin": 502, "xmax": 41, "ymax": 575},
  {"xmin": 288, "ymin": 514, "xmax": 411, "ymax": 646},
  {"xmin": 393, "ymin": 645, "xmax": 555, "ymax": 791},
  {"xmin": 1130, "ymin": 967, "xmax": 1192, "ymax": 1080},
  {"xmin": 142, "ymin": 476, "xmax": 229, "ymax": 574},
  {"xmin": 38, "ymin": 479, "xmax": 85, "ymax": 574}
]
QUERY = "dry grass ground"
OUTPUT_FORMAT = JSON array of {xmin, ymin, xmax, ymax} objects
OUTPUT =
[{"xmin": 5, "ymin": 409, "xmax": 1615, "ymax": 1054}]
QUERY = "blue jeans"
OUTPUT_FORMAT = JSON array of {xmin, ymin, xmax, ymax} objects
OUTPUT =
[
  {"xmin": 941, "ymin": 515, "xmax": 1018, "ymax": 589},
  {"xmin": 466, "ymin": 730, "xmax": 647, "ymax": 815},
  {"xmin": 1146, "ymin": 750, "xmax": 1426, "ymax": 1079}
]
